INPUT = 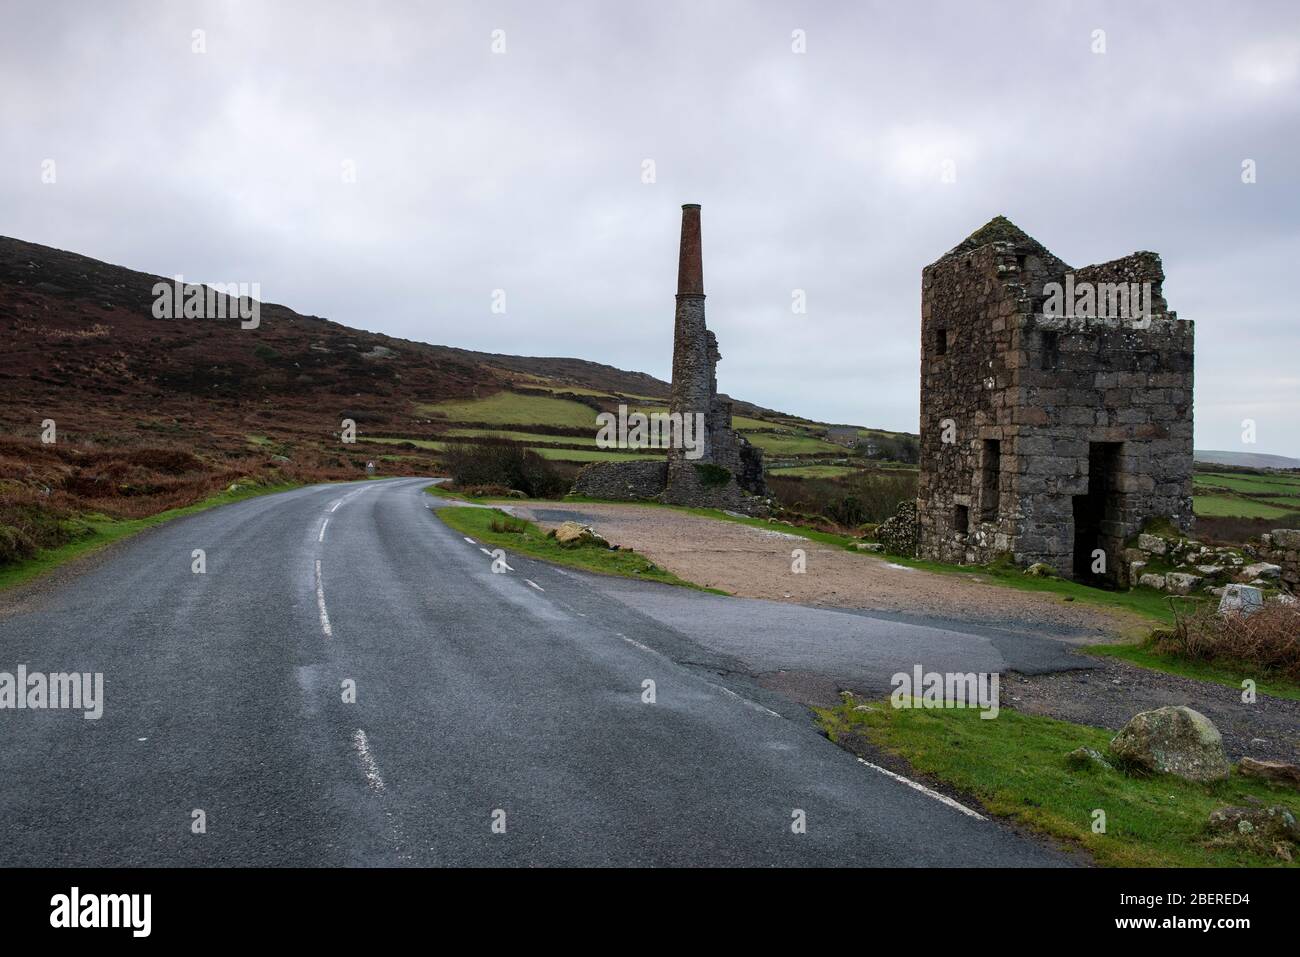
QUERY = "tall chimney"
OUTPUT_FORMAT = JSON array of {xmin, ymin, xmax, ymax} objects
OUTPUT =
[
  {"xmin": 667, "ymin": 203, "xmax": 713, "ymax": 496},
  {"xmin": 676, "ymin": 203, "xmax": 704, "ymax": 297}
]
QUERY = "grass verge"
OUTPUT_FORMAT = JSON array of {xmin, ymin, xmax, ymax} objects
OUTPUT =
[
  {"xmin": 430, "ymin": 499, "xmax": 723, "ymax": 593},
  {"xmin": 1083, "ymin": 639, "xmax": 1300, "ymax": 702},
  {"xmin": 0, "ymin": 480, "xmax": 304, "ymax": 592},
  {"xmin": 817, "ymin": 699, "xmax": 1300, "ymax": 867}
]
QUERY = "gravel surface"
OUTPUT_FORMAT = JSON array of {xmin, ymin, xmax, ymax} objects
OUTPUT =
[
  {"xmin": 1003, "ymin": 656, "xmax": 1300, "ymax": 764},
  {"xmin": 516, "ymin": 503, "xmax": 1148, "ymax": 641}
]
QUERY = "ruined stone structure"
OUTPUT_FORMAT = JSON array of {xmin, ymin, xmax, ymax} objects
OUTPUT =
[
  {"xmin": 572, "ymin": 204, "xmax": 767, "ymax": 508},
  {"xmin": 916, "ymin": 216, "xmax": 1194, "ymax": 581}
]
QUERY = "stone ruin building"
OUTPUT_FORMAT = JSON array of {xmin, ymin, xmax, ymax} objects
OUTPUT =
[
  {"xmin": 571, "ymin": 204, "xmax": 767, "ymax": 508},
  {"xmin": 916, "ymin": 216, "xmax": 1194, "ymax": 583}
]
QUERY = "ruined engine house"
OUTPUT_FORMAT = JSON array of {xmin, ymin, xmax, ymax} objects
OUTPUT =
[{"xmin": 917, "ymin": 217, "xmax": 1194, "ymax": 582}]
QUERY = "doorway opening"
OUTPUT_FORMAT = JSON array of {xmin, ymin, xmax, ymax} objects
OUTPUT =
[{"xmin": 1072, "ymin": 442, "xmax": 1123, "ymax": 586}]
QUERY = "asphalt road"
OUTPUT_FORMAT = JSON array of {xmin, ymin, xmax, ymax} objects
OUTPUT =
[{"xmin": 0, "ymin": 478, "xmax": 1075, "ymax": 866}]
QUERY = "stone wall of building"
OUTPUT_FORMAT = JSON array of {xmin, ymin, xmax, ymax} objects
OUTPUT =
[
  {"xmin": 570, "ymin": 460, "xmax": 668, "ymax": 500},
  {"xmin": 1262, "ymin": 529, "xmax": 1300, "ymax": 593},
  {"xmin": 917, "ymin": 217, "xmax": 1194, "ymax": 579}
]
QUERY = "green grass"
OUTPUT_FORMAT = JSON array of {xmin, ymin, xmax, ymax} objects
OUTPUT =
[
  {"xmin": 1193, "ymin": 494, "xmax": 1294, "ymax": 519},
  {"xmin": 1084, "ymin": 640, "xmax": 1300, "ymax": 702},
  {"xmin": 770, "ymin": 465, "xmax": 860, "ymax": 479},
  {"xmin": 430, "ymin": 499, "xmax": 722, "ymax": 592},
  {"xmin": 364, "ymin": 437, "xmax": 447, "ymax": 451},
  {"xmin": 529, "ymin": 446, "xmax": 663, "ymax": 463},
  {"xmin": 1196, "ymin": 471, "xmax": 1300, "ymax": 495},
  {"xmin": 880, "ymin": 553, "xmax": 1184, "ymax": 627},
  {"xmin": 0, "ymin": 481, "xmax": 304, "ymax": 592},
  {"xmin": 739, "ymin": 432, "xmax": 843, "ymax": 455},
  {"xmin": 817, "ymin": 699, "xmax": 1300, "ymax": 867},
  {"xmin": 419, "ymin": 391, "xmax": 599, "ymax": 429},
  {"xmin": 445, "ymin": 428, "xmax": 601, "ymax": 447}
]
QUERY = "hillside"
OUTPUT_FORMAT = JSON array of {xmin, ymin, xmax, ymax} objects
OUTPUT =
[{"xmin": 0, "ymin": 235, "xmax": 911, "ymax": 566}]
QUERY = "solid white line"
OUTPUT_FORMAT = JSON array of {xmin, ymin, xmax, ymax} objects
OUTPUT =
[
  {"xmin": 856, "ymin": 757, "xmax": 986, "ymax": 820},
  {"xmin": 314, "ymin": 560, "xmax": 333, "ymax": 638},
  {"xmin": 352, "ymin": 729, "xmax": 385, "ymax": 792},
  {"xmin": 318, "ymin": 518, "xmax": 329, "ymax": 542},
  {"xmin": 524, "ymin": 579, "xmax": 544, "ymax": 591}
]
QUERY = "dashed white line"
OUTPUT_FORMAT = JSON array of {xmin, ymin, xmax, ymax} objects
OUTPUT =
[
  {"xmin": 314, "ymin": 559, "xmax": 333, "ymax": 639},
  {"xmin": 351, "ymin": 729, "xmax": 385, "ymax": 792},
  {"xmin": 318, "ymin": 518, "xmax": 329, "ymax": 542},
  {"xmin": 463, "ymin": 537, "xmax": 476, "ymax": 544},
  {"xmin": 712, "ymin": 683, "xmax": 781, "ymax": 717},
  {"xmin": 329, "ymin": 500, "xmax": 342, "ymax": 513},
  {"xmin": 524, "ymin": 579, "xmax": 544, "ymax": 591},
  {"xmin": 619, "ymin": 634, "xmax": 654, "ymax": 654},
  {"xmin": 479, "ymin": 547, "xmax": 493, "ymax": 557},
  {"xmin": 856, "ymin": 757, "xmax": 986, "ymax": 820}
]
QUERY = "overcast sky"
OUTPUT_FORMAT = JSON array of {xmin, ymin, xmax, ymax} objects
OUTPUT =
[{"xmin": 4, "ymin": 1, "xmax": 1298, "ymax": 455}]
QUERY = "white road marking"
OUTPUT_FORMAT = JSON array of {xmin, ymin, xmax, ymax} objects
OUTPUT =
[
  {"xmin": 712, "ymin": 683, "xmax": 781, "ymax": 717},
  {"xmin": 329, "ymin": 500, "xmax": 342, "ymax": 513},
  {"xmin": 619, "ymin": 635, "xmax": 654, "ymax": 653},
  {"xmin": 314, "ymin": 560, "xmax": 333, "ymax": 638},
  {"xmin": 856, "ymin": 757, "xmax": 986, "ymax": 820},
  {"xmin": 463, "ymin": 537, "xmax": 476, "ymax": 544},
  {"xmin": 318, "ymin": 518, "xmax": 329, "ymax": 542},
  {"xmin": 479, "ymin": 547, "xmax": 493, "ymax": 556},
  {"xmin": 351, "ymin": 729, "xmax": 385, "ymax": 792},
  {"xmin": 524, "ymin": 579, "xmax": 544, "ymax": 591}
]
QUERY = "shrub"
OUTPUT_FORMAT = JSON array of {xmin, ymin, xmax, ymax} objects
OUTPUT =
[
  {"xmin": 490, "ymin": 516, "xmax": 528, "ymax": 534},
  {"xmin": 769, "ymin": 470, "xmax": 917, "ymax": 530},
  {"xmin": 1156, "ymin": 603, "xmax": 1300, "ymax": 682},
  {"xmin": 694, "ymin": 463, "xmax": 732, "ymax": 487},
  {"xmin": 440, "ymin": 441, "xmax": 568, "ymax": 499}
]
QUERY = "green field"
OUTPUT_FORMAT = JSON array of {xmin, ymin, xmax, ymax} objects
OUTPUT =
[
  {"xmin": 769, "ymin": 465, "xmax": 859, "ymax": 479},
  {"xmin": 1191, "ymin": 469, "xmax": 1300, "ymax": 519},
  {"xmin": 445, "ymin": 428, "xmax": 601, "ymax": 447},
  {"xmin": 365, "ymin": 437, "xmax": 447, "ymax": 451},
  {"xmin": 371, "ymin": 434, "xmax": 657, "ymax": 463},
  {"xmin": 1193, "ymin": 494, "xmax": 1294, "ymax": 519},
  {"xmin": 420, "ymin": 392, "xmax": 598, "ymax": 429},
  {"xmin": 529, "ymin": 446, "xmax": 662, "ymax": 462},
  {"xmin": 818, "ymin": 699, "xmax": 1300, "ymax": 867},
  {"xmin": 740, "ymin": 431, "xmax": 843, "ymax": 455}
]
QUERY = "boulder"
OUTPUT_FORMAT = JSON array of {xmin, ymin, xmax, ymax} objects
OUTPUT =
[
  {"xmin": 1138, "ymin": 573, "xmax": 1167, "ymax": 591},
  {"xmin": 551, "ymin": 521, "xmax": 610, "ymax": 549},
  {"xmin": 1137, "ymin": 533, "xmax": 1168, "ymax": 556},
  {"xmin": 1164, "ymin": 572, "xmax": 1204, "ymax": 595},
  {"xmin": 1218, "ymin": 584, "xmax": 1264, "ymax": 618},
  {"xmin": 1023, "ymin": 562, "xmax": 1057, "ymax": 578},
  {"xmin": 1241, "ymin": 562, "xmax": 1281, "ymax": 582},
  {"xmin": 1108, "ymin": 706, "xmax": 1230, "ymax": 782},
  {"xmin": 1065, "ymin": 747, "xmax": 1113, "ymax": 772},
  {"xmin": 1238, "ymin": 757, "xmax": 1300, "ymax": 788},
  {"xmin": 854, "ymin": 542, "xmax": 885, "ymax": 553},
  {"xmin": 1270, "ymin": 528, "xmax": 1300, "ymax": 550}
]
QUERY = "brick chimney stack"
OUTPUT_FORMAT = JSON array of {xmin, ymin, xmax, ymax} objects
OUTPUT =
[{"xmin": 676, "ymin": 203, "xmax": 704, "ymax": 297}]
